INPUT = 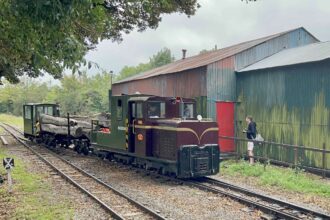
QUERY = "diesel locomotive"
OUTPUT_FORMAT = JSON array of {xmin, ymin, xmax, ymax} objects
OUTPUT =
[{"xmin": 23, "ymin": 93, "xmax": 220, "ymax": 178}]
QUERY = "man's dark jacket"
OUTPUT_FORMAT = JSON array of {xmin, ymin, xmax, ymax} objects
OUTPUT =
[{"xmin": 246, "ymin": 122, "xmax": 257, "ymax": 139}]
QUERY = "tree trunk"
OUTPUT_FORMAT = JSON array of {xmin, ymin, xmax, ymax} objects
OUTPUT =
[{"xmin": 40, "ymin": 114, "xmax": 77, "ymax": 126}]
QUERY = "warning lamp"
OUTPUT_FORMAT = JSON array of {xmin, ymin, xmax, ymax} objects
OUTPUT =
[{"xmin": 137, "ymin": 134, "xmax": 144, "ymax": 141}]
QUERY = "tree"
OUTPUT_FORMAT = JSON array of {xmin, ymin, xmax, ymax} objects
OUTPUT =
[
  {"xmin": 0, "ymin": 0, "xmax": 199, "ymax": 84},
  {"xmin": 149, "ymin": 47, "xmax": 175, "ymax": 68},
  {"xmin": 116, "ymin": 47, "xmax": 175, "ymax": 80}
]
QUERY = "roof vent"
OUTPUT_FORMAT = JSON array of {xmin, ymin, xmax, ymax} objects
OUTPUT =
[{"xmin": 182, "ymin": 49, "xmax": 187, "ymax": 59}]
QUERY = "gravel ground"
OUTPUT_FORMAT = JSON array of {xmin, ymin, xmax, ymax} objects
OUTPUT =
[
  {"xmin": 61, "ymin": 151, "xmax": 265, "ymax": 220},
  {"xmin": 0, "ymin": 133, "xmax": 111, "ymax": 220},
  {"xmin": 214, "ymin": 169, "xmax": 330, "ymax": 215}
]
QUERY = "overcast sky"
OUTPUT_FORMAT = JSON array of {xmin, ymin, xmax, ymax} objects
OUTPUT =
[{"xmin": 80, "ymin": 0, "xmax": 330, "ymax": 76}]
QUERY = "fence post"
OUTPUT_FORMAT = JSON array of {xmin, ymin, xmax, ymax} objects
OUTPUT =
[
  {"xmin": 262, "ymin": 142, "xmax": 267, "ymax": 171},
  {"xmin": 294, "ymin": 146, "xmax": 298, "ymax": 171},
  {"xmin": 322, "ymin": 143, "xmax": 326, "ymax": 178}
]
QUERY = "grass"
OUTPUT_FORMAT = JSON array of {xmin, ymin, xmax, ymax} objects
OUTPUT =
[
  {"xmin": 0, "ymin": 146, "xmax": 73, "ymax": 219},
  {"xmin": 220, "ymin": 160, "xmax": 330, "ymax": 198},
  {"xmin": 0, "ymin": 114, "xmax": 23, "ymax": 128}
]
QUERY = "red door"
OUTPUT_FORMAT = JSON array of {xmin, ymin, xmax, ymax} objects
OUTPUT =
[{"xmin": 216, "ymin": 101, "xmax": 235, "ymax": 153}]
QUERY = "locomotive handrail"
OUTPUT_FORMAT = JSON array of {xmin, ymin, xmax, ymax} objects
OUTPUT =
[{"xmin": 132, "ymin": 119, "xmax": 136, "ymax": 134}]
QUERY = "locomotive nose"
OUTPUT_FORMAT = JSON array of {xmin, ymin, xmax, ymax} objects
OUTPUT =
[
  {"xmin": 176, "ymin": 121, "xmax": 220, "ymax": 178},
  {"xmin": 178, "ymin": 144, "xmax": 219, "ymax": 178}
]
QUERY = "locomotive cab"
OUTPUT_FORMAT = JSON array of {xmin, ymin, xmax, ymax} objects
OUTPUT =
[
  {"xmin": 128, "ymin": 96, "xmax": 219, "ymax": 178},
  {"xmin": 23, "ymin": 103, "xmax": 60, "ymax": 138}
]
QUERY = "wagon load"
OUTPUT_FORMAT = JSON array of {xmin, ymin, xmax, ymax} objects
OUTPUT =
[
  {"xmin": 40, "ymin": 114, "xmax": 77, "ymax": 126},
  {"xmin": 39, "ymin": 114, "xmax": 91, "ymax": 138}
]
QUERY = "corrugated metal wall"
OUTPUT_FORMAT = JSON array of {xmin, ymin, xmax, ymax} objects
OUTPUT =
[
  {"xmin": 112, "ymin": 67, "xmax": 207, "ymax": 116},
  {"xmin": 206, "ymin": 28, "xmax": 318, "ymax": 119},
  {"xmin": 206, "ymin": 57, "xmax": 235, "ymax": 119},
  {"xmin": 236, "ymin": 60, "xmax": 330, "ymax": 169},
  {"xmin": 113, "ymin": 66, "xmax": 207, "ymax": 97}
]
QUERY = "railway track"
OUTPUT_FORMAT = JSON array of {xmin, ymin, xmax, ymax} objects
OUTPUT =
[
  {"xmin": 0, "ymin": 123, "xmax": 165, "ymax": 220},
  {"xmin": 186, "ymin": 177, "xmax": 330, "ymax": 220},
  {"xmin": 3, "ymin": 123, "xmax": 330, "ymax": 220},
  {"xmin": 105, "ymin": 160, "xmax": 330, "ymax": 220}
]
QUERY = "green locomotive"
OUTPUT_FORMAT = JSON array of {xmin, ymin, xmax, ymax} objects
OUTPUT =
[{"xmin": 91, "ymin": 93, "xmax": 219, "ymax": 178}]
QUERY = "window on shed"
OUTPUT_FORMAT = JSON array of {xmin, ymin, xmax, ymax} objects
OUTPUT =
[
  {"xmin": 24, "ymin": 106, "xmax": 31, "ymax": 119},
  {"xmin": 117, "ymin": 99, "xmax": 122, "ymax": 120}
]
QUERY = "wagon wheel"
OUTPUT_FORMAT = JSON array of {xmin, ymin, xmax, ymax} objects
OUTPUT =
[{"xmin": 75, "ymin": 144, "xmax": 82, "ymax": 154}]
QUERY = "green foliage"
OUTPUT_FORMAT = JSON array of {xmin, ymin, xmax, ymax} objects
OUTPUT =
[
  {"xmin": 221, "ymin": 160, "xmax": 330, "ymax": 197},
  {"xmin": 0, "ymin": 114, "xmax": 23, "ymax": 128},
  {"xmin": 0, "ymin": 0, "xmax": 199, "ymax": 83},
  {"xmin": 0, "ymin": 72, "xmax": 111, "ymax": 115},
  {"xmin": 116, "ymin": 47, "xmax": 175, "ymax": 80}
]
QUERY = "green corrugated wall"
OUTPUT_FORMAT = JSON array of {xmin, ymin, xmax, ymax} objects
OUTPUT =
[{"xmin": 236, "ymin": 60, "xmax": 330, "ymax": 169}]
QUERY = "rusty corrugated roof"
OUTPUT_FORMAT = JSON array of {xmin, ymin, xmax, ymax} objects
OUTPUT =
[{"xmin": 114, "ymin": 27, "xmax": 314, "ymax": 85}]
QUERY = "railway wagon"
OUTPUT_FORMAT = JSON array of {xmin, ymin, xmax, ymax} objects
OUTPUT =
[
  {"xmin": 23, "ymin": 103, "xmax": 60, "ymax": 138},
  {"xmin": 91, "ymin": 94, "xmax": 220, "ymax": 178},
  {"xmin": 23, "ymin": 103, "xmax": 90, "ymax": 152}
]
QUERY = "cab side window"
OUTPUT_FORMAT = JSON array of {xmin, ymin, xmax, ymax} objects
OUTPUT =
[
  {"xmin": 136, "ymin": 103, "xmax": 143, "ymax": 118},
  {"xmin": 24, "ymin": 106, "xmax": 31, "ymax": 119},
  {"xmin": 117, "ymin": 99, "xmax": 122, "ymax": 120}
]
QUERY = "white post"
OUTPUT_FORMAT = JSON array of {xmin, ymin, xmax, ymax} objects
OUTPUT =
[{"xmin": 7, "ymin": 169, "xmax": 12, "ymax": 193}]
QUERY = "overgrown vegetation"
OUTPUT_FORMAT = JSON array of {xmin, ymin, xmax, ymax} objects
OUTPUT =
[
  {"xmin": 0, "ymin": 72, "xmax": 110, "ymax": 116},
  {"xmin": 116, "ymin": 47, "xmax": 175, "ymax": 81},
  {"xmin": 221, "ymin": 160, "xmax": 330, "ymax": 198},
  {"xmin": 0, "ymin": 147, "xmax": 73, "ymax": 219},
  {"xmin": 0, "ymin": 47, "xmax": 175, "ymax": 116},
  {"xmin": 0, "ymin": 114, "xmax": 23, "ymax": 128}
]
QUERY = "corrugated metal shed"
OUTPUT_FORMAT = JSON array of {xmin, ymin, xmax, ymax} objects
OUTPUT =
[
  {"xmin": 114, "ymin": 27, "xmax": 316, "ymax": 85},
  {"xmin": 206, "ymin": 27, "xmax": 319, "ymax": 119},
  {"xmin": 238, "ymin": 41, "xmax": 330, "ymax": 72},
  {"xmin": 236, "ymin": 60, "xmax": 330, "ymax": 169}
]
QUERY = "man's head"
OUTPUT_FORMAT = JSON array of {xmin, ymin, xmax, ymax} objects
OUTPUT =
[{"xmin": 246, "ymin": 115, "xmax": 253, "ymax": 123}]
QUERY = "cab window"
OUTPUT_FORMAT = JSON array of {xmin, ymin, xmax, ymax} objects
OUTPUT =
[
  {"xmin": 24, "ymin": 106, "xmax": 31, "ymax": 119},
  {"xmin": 36, "ymin": 106, "xmax": 44, "ymax": 119},
  {"xmin": 148, "ymin": 102, "xmax": 165, "ymax": 118},
  {"xmin": 47, "ymin": 106, "xmax": 53, "ymax": 116},
  {"xmin": 136, "ymin": 103, "xmax": 143, "ymax": 118},
  {"xmin": 117, "ymin": 99, "xmax": 122, "ymax": 120},
  {"xmin": 183, "ymin": 103, "xmax": 194, "ymax": 118}
]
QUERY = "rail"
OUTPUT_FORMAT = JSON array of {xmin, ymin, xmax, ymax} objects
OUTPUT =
[
  {"xmin": 219, "ymin": 135, "xmax": 330, "ymax": 177},
  {"xmin": 1, "ymin": 123, "xmax": 165, "ymax": 220}
]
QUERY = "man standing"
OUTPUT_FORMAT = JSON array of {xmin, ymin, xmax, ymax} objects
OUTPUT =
[{"xmin": 243, "ymin": 116, "xmax": 257, "ymax": 164}]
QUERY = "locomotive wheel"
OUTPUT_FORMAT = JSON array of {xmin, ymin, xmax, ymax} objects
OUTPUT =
[
  {"xmin": 82, "ymin": 147, "xmax": 89, "ymax": 156},
  {"xmin": 75, "ymin": 145, "xmax": 82, "ymax": 154}
]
